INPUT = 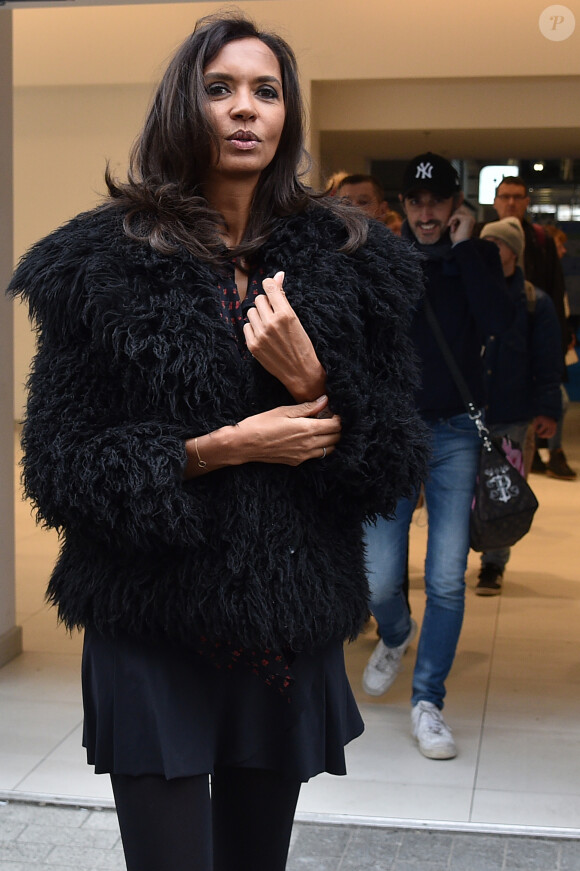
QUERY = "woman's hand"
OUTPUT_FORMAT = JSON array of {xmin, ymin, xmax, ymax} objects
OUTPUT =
[
  {"xmin": 184, "ymin": 395, "xmax": 341, "ymax": 478},
  {"xmin": 234, "ymin": 395, "xmax": 341, "ymax": 465},
  {"xmin": 243, "ymin": 271, "xmax": 326, "ymax": 401}
]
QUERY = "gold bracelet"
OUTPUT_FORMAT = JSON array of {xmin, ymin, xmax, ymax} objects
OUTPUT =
[{"xmin": 194, "ymin": 437, "xmax": 207, "ymax": 469}]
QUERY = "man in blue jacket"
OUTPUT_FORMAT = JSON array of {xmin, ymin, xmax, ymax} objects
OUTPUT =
[
  {"xmin": 363, "ymin": 153, "xmax": 514, "ymax": 759},
  {"xmin": 476, "ymin": 217, "xmax": 562, "ymax": 594}
]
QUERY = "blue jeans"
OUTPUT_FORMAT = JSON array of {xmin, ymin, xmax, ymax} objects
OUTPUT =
[
  {"xmin": 481, "ymin": 420, "xmax": 531, "ymax": 571},
  {"xmin": 364, "ymin": 413, "xmax": 480, "ymax": 709}
]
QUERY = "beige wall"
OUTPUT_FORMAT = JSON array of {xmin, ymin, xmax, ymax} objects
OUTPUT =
[
  {"xmin": 314, "ymin": 76, "xmax": 580, "ymax": 133},
  {"xmin": 11, "ymin": 0, "xmax": 580, "ymax": 415},
  {"xmin": 315, "ymin": 75, "xmax": 580, "ymax": 174},
  {"xmin": 1, "ymin": 11, "xmax": 21, "ymax": 666},
  {"xmin": 13, "ymin": 0, "xmax": 580, "ymax": 86},
  {"xmin": 13, "ymin": 83, "xmax": 152, "ymax": 415}
]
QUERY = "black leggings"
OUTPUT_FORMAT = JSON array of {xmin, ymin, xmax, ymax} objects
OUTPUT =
[{"xmin": 111, "ymin": 766, "xmax": 302, "ymax": 871}]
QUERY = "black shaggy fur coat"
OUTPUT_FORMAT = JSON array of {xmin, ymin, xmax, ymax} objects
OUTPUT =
[{"xmin": 9, "ymin": 204, "xmax": 427, "ymax": 653}]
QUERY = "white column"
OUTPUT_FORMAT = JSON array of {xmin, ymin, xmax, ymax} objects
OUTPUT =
[{"xmin": 0, "ymin": 10, "xmax": 22, "ymax": 667}]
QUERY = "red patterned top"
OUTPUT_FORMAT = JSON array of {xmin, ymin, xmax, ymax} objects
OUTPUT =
[{"xmin": 216, "ymin": 259, "xmax": 265, "ymax": 359}]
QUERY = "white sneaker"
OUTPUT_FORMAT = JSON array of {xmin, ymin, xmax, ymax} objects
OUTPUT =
[
  {"xmin": 362, "ymin": 618, "xmax": 417, "ymax": 696},
  {"xmin": 411, "ymin": 700, "xmax": 457, "ymax": 759}
]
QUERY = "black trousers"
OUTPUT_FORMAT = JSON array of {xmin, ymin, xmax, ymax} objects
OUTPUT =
[{"xmin": 111, "ymin": 766, "xmax": 302, "ymax": 871}]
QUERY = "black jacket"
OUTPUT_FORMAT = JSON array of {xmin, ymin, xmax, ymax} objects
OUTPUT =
[
  {"xmin": 483, "ymin": 268, "xmax": 562, "ymax": 425},
  {"xmin": 522, "ymin": 219, "xmax": 569, "ymax": 377},
  {"xmin": 9, "ymin": 204, "xmax": 427, "ymax": 652},
  {"xmin": 402, "ymin": 227, "xmax": 514, "ymax": 418}
]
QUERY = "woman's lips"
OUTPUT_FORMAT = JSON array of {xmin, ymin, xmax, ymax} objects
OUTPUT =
[
  {"xmin": 226, "ymin": 131, "xmax": 260, "ymax": 150},
  {"xmin": 228, "ymin": 139, "xmax": 259, "ymax": 150}
]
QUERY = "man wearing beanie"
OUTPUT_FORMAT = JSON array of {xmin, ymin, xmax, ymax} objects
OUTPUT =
[
  {"xmin": 493, "ymin": 177, "xmax": 566, "ymax": 327},
  {"xmin": 476, "ymin": 218, "xmax": 562, "ymax": 594},
  {"xmin": 492, "ymin": 176, "xmax": 574, "ymax": 480},
  {"xmin": 363, "ymin": 152, "xmax": 515, "ymax": 759},
  {"xmin": 481, "ymin": 216, "xmax": 525, "ymax": 268}
]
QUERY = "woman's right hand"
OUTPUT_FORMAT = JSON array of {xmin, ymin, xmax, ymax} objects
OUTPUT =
[{"xmin": 184, "ymin": 395, "xmax": 341, "ymax": 478}]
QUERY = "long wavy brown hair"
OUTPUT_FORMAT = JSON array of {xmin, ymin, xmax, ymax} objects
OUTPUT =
[{"xmin": 104, "ymin": 12, "xmax": 367, "ymax": 262}]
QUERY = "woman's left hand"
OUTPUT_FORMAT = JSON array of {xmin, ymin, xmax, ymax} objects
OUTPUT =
[{"xmin": 243, "ymin": 271, "xmax": 326, "ymax": 402}]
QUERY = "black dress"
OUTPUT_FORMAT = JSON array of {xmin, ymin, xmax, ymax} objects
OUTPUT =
[
  {"xmin": 81, "ymin": 263, "xmax": 364, "ymax": 782},
  {"xmin": 82, "ymin": 629, "xmax": 363, "ymax": 782}
]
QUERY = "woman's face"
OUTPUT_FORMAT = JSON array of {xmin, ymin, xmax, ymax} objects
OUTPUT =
[{"xmin": 203, "ymin": 38, "xmax": 286, "ymax": 182}]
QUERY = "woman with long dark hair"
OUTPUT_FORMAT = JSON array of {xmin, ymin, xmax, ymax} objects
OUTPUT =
[{"xmin": 9, "ymin": 12, "xmax": 426, "ymax": 871}]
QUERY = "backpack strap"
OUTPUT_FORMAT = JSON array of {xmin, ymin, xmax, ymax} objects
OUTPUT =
[
  {"xmin": 524, "ymin": 280, "xmax": 537, "ymax": 314},
  {"xmin": 532, "ymin": 223, "xmax": 546, "ymax": 248}
]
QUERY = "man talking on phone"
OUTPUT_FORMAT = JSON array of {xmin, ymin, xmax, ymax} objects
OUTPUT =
[{"xmin": 362, "ymin": 153, "xmax": 514, "ymax": 759}]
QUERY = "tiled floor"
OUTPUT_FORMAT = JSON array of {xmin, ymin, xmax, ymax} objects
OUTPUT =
[{"xmin": 1, "ymin": 406, "xmax": 580, "ymax": 838}]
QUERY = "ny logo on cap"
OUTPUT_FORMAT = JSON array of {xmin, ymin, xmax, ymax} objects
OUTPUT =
[{"xmin": 415, "ymin": 161, "xmax": 434, "ymax": 180}]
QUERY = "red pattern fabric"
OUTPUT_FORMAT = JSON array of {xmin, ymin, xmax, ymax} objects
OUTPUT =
[{"xmin": 216, "ymin": 259, "xmax": 264, "ymax": 359}]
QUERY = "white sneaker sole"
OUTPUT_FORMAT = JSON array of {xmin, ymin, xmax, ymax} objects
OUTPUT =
[{"xmin": 415, "ymin": 740, "xmax": 457, "ymax": 760}]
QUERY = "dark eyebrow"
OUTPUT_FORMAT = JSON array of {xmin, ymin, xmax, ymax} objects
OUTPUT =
[{"xmin": 203, "ymin": 72, "xmax": 282, "ymax": 87}]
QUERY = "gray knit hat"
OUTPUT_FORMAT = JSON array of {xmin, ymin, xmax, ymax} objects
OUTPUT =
[{"xmin": 480, "ymin": 216, "xmax": 525, "ymax": 267}]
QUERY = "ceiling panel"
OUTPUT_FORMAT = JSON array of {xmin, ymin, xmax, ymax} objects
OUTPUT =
[{"xmin": 319, "ymin": 128, "xmax": 580, "ymax": 174}]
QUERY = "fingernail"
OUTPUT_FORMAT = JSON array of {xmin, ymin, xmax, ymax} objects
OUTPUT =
[{"xmin": 275, "ymin": 270, "xmax": 285, "ymax": 283}]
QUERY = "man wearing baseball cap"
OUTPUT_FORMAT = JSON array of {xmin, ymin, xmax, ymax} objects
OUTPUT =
[
  {"xmin": 363, "ymin": 153, "xmax": 515, "ymax": 759},
  {"xmin": 476, "ymin": 217, "xmax": 561, "ymax": 594}
]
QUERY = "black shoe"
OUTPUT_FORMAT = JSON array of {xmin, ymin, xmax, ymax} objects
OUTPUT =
[
  {"xmin": 476, "ymin": 564, "xmax": 504, "ymax": 596},
  {"xmin": 531, "ymin": 450, "xmax": 547, "ymax": 474},
  {"xmin": 546, "ymin": 449, "xmax": 577, "ymax": 481}
]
